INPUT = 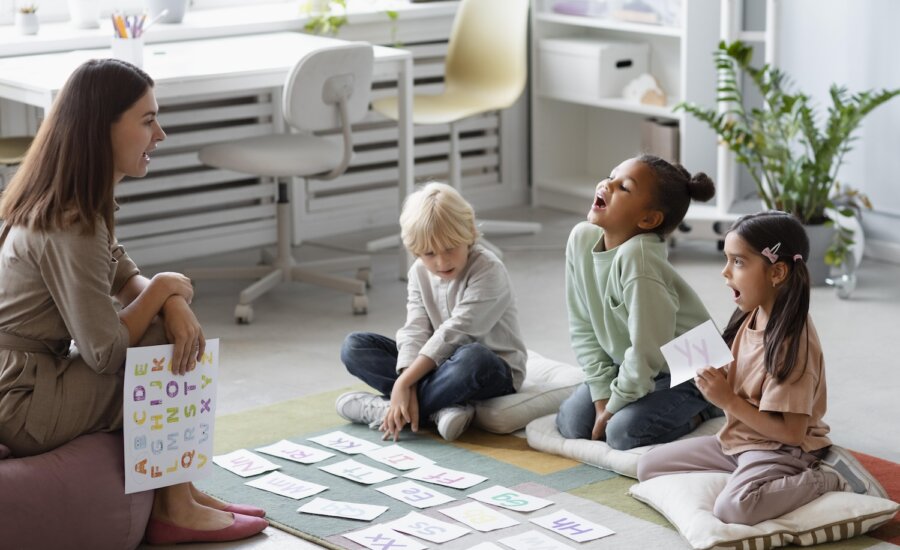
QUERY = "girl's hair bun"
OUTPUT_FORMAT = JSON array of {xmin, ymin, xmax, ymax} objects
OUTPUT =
[{"xmin": 688, "ymin": 171, "xmax": 716, "ymax": 202}]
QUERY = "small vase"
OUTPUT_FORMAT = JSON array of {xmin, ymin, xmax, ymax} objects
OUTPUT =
[{"xmin": 15, "ymin": 12, "xmax": 39, "ymax": 36}]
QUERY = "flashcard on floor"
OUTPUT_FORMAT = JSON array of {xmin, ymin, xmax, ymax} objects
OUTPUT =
[
  {"xmin": 256, "ymin": 439, "xmax": 334, "ymax": 464},
  {"xmin": 245, "ymin": 471, "xmax": 328, "ymax": 500},
  {"xmin": 319, "ymin": 458, "xmax": 396, "ymax": 485},
  {"xmin": 212, "ymin": 449, "xmax": 280, "ymax": 478},
  {"xmin": 530, "ymin": 509, "xmax": 614, "ymax": 543},
  {"xmin": 307, "ymin": 431, "xmax": 382, "ymax": 455},
  {"xmin": 499, "ymin": 530, "xmax": 573, "ymax": 550},
  {"xmin": 376, "ymin": 480, "xmax": 456, "ymax": 508},
  {"xmin": 364, "ymin": 444, "xmax": 434, "ymax": 471},
  {"xmin": 438, "ymin": 501, "xmax": 519, "ymax": 532},
  {"xmin": 388, "ymin": 511, "xmax": 471, "ymax": 543},
  {"xmin": 297, "ymin": 497, "xmax": 388, "ymax": 521},
  {"xmin": 661, "ymin": 319, "xmax": 734, "ymax": 387},
  {"xmin": 468, "ymin": 485, "xmax": 554, "ymax": 512},
  {"xmin": 404, "ymin": 464, "xmax": 487, "ymax": 489},
  {"xmin": 342, "ymin": 525, "xmax": 427, "ymax": 550}
]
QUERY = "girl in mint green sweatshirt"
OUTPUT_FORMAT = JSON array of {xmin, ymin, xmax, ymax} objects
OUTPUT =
[{"xmin": 557, "ymin": 154, "xmax": 720, "ymax": 450}]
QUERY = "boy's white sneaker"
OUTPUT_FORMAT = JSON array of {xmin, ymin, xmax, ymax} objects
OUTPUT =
[
  {"xmin": 431, "ymin": 404, "xmax": 475, "ymax": 442},
  {"xmin": 818, "ymin": 446, "xmax": 888, "ymax": 499},
  {"xmin": 335, "ymin": 391, "xmax": 389, "ymax": 429}
]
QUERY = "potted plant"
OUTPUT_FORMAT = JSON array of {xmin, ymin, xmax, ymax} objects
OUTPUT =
[
  {"xmin": 16, "ymin": 4, "xmax": 39, "ymax": 35},
  {"xmin": 678, "ymin": 40, "xmax": 900, "ymax": 284}
]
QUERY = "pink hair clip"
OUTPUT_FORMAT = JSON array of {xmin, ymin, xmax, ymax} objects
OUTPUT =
[
  {"xmin": 793, "ymin": 254, "xmax": 803, "ymax": 262},
  {"xmin": 760, "ymin": 242, "xmax": 781, "ymax": 264}
]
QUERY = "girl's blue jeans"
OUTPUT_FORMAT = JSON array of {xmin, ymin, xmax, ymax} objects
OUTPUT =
[{"xmin": 340, "ymin": 331, "xmax": 516, "ymax": 423}]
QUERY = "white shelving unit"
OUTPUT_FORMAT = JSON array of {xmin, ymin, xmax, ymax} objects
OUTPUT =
[{"xmin": 531, "ymin": 0, "xmax": 736, "ymax": 239}]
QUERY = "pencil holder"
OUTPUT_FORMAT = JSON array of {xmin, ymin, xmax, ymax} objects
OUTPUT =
[{"xmin": 111, "ymin": 35, "xmax": 145, "ymax": 68}]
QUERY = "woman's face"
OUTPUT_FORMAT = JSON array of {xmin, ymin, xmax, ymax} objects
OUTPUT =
[{"xmin": 111, "ymin": 88, "xmax": 165, "ymax": 183}]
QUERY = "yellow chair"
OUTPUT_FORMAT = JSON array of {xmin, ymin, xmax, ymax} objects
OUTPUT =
[
  {"xmin": 0, "ymin": 136, "xmax": 33, "ymax": 187},
  {"xmin": 368, "ymin": 0, "xmax": 539, "ymax": 254},
  {"xmin": 189, "ymin": 43, "xmax": 374, "ymax": 323}
]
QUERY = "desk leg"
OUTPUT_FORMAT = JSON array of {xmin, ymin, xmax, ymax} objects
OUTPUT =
[{"xmin": 396, "ymin": 56, "xmax": 415, "ymax": 279}]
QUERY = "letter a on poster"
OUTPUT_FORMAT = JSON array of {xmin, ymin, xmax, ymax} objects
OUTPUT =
[{"xmin": 124, "ymin": 339, "xmax": 219, "ymax": 494}]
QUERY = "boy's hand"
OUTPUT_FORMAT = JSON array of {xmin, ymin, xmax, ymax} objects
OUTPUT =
[
  {"xmin": 695, "ymin": 366, "xmax": 733, "ymax": 410},
  {"xmin": 592, "ymin": 399, "xmax": 612, "ymax": 441},
  {"xmin": 381, "ymin": 383, "xmax": 419, "ymax": 441}
]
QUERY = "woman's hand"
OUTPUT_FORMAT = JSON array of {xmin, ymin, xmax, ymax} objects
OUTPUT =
[
  {"xmin": 695, "ymin": 366, "xmax": 733, "ymax": 410},
  {"xmin": 592, "ymin": 399, "xmax": 612, "ymax": 441},
  {"xmin": 162, "ymin": 296, "xmax": 205, "ymax": 375},
  {"xmin": 152, "ymin": 272, "xmax": 195, "ymax": 304},
  {"xmin": 381, "ymin": 382, "xmax": 419, "ymax": 442}
]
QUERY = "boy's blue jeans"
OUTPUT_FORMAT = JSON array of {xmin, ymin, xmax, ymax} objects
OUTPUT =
[
  {"xmin": 340, "ymin": 332, "xmax": 516, "ymax": 424},
  {"xmin": 556, "ymin": 374, "xmax": 716, "ymax": 450}
]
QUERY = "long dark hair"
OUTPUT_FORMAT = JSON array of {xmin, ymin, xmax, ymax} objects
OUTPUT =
[
  {"xmin": 637, "ymin": 154, "xmax": 716, "ymax": 238},
  {"xmin": 0, "ymin": 59, "xmax": 154, "ymax": 236},
  {"xmin": 722, "ymin": 211, "xmax": 811, "ymax": 381}
]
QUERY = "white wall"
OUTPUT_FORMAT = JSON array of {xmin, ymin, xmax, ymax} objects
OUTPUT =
[{"xmin": 778, "ymin": 0, "xmax": 900, "ymax": 260}]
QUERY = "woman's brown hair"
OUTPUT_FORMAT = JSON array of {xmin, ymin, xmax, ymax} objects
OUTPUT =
[{"xmin": 0, "ymin": 59, "xmax": 154, "ymax": 236}]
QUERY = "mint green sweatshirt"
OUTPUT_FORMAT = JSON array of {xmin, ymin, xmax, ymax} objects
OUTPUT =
[{"xmin": 566, "ymin": 222, "xmax": 712, "ymax": 414}]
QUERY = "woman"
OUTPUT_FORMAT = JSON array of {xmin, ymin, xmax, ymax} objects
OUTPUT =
[{"xmin": 0, "ymin": 59, "xmax": 267, "ymax": 545}]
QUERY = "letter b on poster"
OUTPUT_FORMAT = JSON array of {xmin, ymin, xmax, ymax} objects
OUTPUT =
[{"xmin": 124, "ymin": 339, "xmax": 219, "ymax": 494}]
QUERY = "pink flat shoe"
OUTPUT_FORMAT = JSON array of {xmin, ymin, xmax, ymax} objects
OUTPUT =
[
  {"xmin": 144, "ymin": 513, "xmax": 268, "ymax": 545},
  {"xmin": 223, "ymin": 503, "xmax": 267, "ymax": 517}
]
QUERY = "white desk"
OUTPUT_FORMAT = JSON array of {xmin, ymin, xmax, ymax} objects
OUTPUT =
[{"xmin": 0, "ymin": 32, "xmax": 413, "ymax": 271}]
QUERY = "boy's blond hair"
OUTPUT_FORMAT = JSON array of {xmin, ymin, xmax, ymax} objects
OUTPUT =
[{"xmin": 400, "ymin": 182, "xmax": 478, "ymax": 256}]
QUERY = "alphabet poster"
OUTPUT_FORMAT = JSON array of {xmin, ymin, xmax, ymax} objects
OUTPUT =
[{"xmin": 123, "ymin": 339, "xmax": 219, "ymax": 494}]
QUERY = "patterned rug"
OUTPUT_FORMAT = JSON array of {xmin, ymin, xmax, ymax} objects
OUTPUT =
[{"xmin": 198, "ymin": 388, "xmax": 899, "ymax": 549}]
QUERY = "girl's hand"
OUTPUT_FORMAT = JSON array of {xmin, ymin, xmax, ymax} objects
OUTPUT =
[
  {"xmin": 591, "ymin": 399, "xmax": 612, "ymax": 441},
  {"xmin": 162, "ymin": 297, "xmax": 205, "ymax": 375},
  {"xmin": 695, "ymin": 366, "xmax": 733, "ymax": 410},
  {"xmin": 152, "ymin": 272, "xmax": 194, "ymax": 304}
]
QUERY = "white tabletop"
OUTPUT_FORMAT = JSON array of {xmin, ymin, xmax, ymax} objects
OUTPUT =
[{"xmin": 0, "ymin": 32, "xmax": 410, "ymax": 108}]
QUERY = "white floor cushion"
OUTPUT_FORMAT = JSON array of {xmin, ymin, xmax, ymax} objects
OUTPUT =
[
  {"xmin": 629, "ymin": 469, "xmax": 899, "ymax": 549},
  {"xmin": 473, "ymin": 350, "xmax": 584, "ymax": 434},
  {"xmin": 525, "ymin": 414, "xmax": 726, "ymax": 478}
]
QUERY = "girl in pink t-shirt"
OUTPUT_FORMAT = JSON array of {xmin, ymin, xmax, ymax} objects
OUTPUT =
[{"xmin": 637, "ymin": 211, "xmax": 886, "ymax": 525}]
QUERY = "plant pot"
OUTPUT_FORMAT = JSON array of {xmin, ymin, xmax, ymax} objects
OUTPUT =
[
  {"xmin": 803, "ymin": 223, "xmax": 834, "ymax": 287},
  {"xmin": 15, "ymin": 12, "xmax": 39, "ymax": 35},
  {"xmin": 68, "ymin": 0, "xmax": 100, "ymax": 29},
  {"xmin": 145, "ymin": 0, "xmax": 189, "ymax": 24}
]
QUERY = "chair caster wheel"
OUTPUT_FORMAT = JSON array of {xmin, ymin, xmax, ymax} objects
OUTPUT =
[
  {"xmin": 235, "ymin": 304, "xmax": 254, "ymax": 324},
  {"xmin": 352, "ymin": 295, "xmax": 368, "ymax": 315},
  {"xmin": 356, "ymin": 268, "xmax": 372, "ymax": 289}
]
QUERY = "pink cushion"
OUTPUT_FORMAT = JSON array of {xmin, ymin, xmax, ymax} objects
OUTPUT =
[{"xmin": 0, "ymin": 432, "xmax": 153, "ymax": 550}]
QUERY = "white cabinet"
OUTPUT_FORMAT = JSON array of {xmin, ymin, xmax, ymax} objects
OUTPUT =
[{"xmin": 531, "ymin": 0, "xmax": 734, "ymax": 237}]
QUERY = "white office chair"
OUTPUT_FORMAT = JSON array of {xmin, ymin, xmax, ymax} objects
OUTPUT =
[
  {"xmin": 189, "ymin": 43, "xmax": 375, "ymax": 324},
  {"xmin": 367, "ymin": 0, "xmax": 540, "ymax": 256}
]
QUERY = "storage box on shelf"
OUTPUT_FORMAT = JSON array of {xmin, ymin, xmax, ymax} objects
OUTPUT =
[{"xmin": 531, "ymin": 0, "xmax": 735, "ymax": 240}]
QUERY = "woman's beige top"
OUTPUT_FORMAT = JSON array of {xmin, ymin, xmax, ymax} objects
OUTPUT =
[{"xmin": 0, "ymin": 219, "xmax": 138, "ymax": 444}]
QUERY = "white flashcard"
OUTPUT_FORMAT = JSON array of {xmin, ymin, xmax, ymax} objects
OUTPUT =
[
  {"xmin": 660, "ymin": 320, "xmax": 734, "ymax": 388},
  {"xmin": 256, "ymin": 439, "xmax": 334, "ymax": 464},
  {"xmin": 364, "ymin": 444, "xmax": 435, "ymax": 471},
  {"xmin": 307, "ymin": 430, "xmax": 382, "ymax": 455},
  {"xmin": 376, "ymin": 480, "xmax": 456, "ymax": 508},
  {"xmin": 438, "ymin": 501, "xmax": 519, "ymax": 532},
  {"xmin": 212, "ymin": 449, "xmax": 280, "ymax": 478},
  {"xmin": 468, "ymin": 485, "xmax": 554, "ymax": 512},
  {"xmin": 319, "ymin": 458, "xmax": 396, "ymax": 485},
  {"xmin": 470, "ymin": 544, "xmax": 504, "ymax": 550},
  {"xmin": 123, "ymin": 339, "xmax": 219, "ymax": 494},
  {"xmin": 404, "ymin": 464, "xmax": 487, "ymax": 489},
  {"xmin": 297, "ymin": 497, "xmax": 388, "ymax": 521},
  {"xmin": 244, "ymin": 471, "xmax": 328, "ymax": 500},
  {"xmin": 530, "ymin": 509, "xmax": 615, "ymax": 543},
  {"xmin": 499, "ymin": 530, "xmax": 573, "ymax": 550},
  {"xmin": 342, "ymin": 525, "xmax": 427, "ymax": 550},
  {"xmin": 388, "ymin": 511, "xmax": 471, "ymax": 543}
]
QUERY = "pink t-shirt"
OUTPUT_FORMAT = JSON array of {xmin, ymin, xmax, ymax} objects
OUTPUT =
[{"xmin": 717, "ymin": 309, "xmax": 831, "ymax": 455}]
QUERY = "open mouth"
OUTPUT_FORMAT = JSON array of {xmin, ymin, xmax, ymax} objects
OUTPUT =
[
  {"xmin": 142, "ymin": 152, "xmax": 151, "ymax": 161},
  {"xmin": 593, "ymin": 193, "xmax": 607, "ymax": 210},
  {"xmin": 731, "ymin": 287, "xmax": 741, "ymax": 300}
]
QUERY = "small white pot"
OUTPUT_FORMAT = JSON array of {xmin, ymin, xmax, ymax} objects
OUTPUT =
[{"xmin": 15, "ymin": 12, "xmax": 39, "ymax": 36}]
